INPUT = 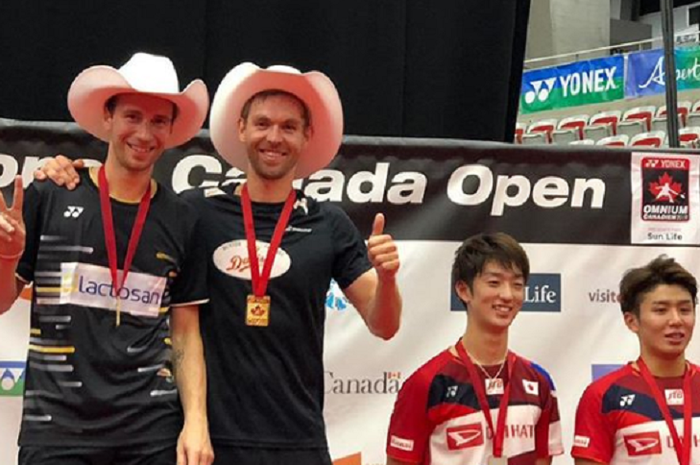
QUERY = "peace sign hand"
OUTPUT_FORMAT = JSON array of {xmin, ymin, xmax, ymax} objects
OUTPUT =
[{"xmin": 0, "ymin": 176, "xmax": 26, "ymax": 260}]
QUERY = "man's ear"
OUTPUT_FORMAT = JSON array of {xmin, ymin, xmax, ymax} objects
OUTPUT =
[
  {"xmin": 237, "ymin": 118, "xmax": 246, "ymax": 143},
  {"xmin": 623, "ymin": 311, "xmax": 640, "ymax": 334},
  {"xmin": 455, "ymin": 280, "xmax": 472, "ymax": 306}
]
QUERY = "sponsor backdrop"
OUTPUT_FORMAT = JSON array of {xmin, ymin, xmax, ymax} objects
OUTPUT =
[
  {"xmin": 522, "ymin": 44, "xmax": 700, "ymax": 112},
  {"xmin": 1, "ymin": 118, "xmax": 699, "ymax": 465}
]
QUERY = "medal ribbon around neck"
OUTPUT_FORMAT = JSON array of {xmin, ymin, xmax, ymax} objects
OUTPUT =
[
  {"xmin": 98, "ymin": 166, "xmax": 152, "ymax": 326},
  {"xmin": 456, "ymin": 340, "xmax": 516, "ymax": 459},
  {"xmin": 637, "ymin": 358, "xmax": 693, "ymax": 465},
  {"xmin": 241, "ymin": 184, "xmax": 296, "ymax": 297}
]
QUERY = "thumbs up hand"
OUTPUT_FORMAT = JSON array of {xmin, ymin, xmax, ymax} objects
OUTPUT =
[{"xmin": 367, "ymin": 213, "xmax": 400, "ymax": 280}]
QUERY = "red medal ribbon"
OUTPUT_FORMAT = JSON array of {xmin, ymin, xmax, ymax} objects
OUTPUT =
[
  {"xmin": 98, "ymin": 167, "xmax": 152, "ymax": 326},
  {"xmin": 637, "ymin": 358, "xmax": 693, "ymax": 465},
  {"xmin": 456, "ymin": 340, "xmax": 516, "ymax": 458},
  {"xmin": 241, "ymin": 184, "xmax": 296, "ymax": 297}
]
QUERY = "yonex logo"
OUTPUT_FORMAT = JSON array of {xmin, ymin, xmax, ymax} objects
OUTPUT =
[
  {"xmin": 620, "ymin": 394, "xmax": 636, "ymax": 407},
  {"xmin": 524, "ymin": 78, "xmax": 556, "ymax": 104},
  {"xmin": 446, "ymin": 385, "xmax": 459, "ymax": 398},
  {"xmin": 64, "ymin": 206, "xmax": 84, "ymax": 218}
]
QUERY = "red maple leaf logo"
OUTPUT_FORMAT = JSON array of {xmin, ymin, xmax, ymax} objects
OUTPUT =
[{"xmin": 649, "ymin": 172, "xmax": 683, "ymax": 203}]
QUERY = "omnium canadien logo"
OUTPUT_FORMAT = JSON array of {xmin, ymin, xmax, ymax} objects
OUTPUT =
[
  {"xmin": 641, "ymin": 157, "xmax": 690, "ymax": 222},
  {"xmin": 326, "ymin": 279, "xmax": 348, "ymax": 312},
  {"xmin": 0, "ymin": 361, "xmax": 26, "ymax": 397}
]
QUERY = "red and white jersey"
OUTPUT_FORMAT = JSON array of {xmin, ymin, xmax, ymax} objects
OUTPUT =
[
  {"xmin": 386, "ymin": 349, "xmax": 563, "ymax": 465},
  {"xmin": 572, "ymin": 362, "xmax": 700, "ymax": 465}
]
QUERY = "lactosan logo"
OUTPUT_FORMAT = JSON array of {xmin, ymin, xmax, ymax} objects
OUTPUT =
[
  {"xmin": 38, "ymin": 262, "xmax": 166, "ymax": 318},
  {"xmin": 450, "ymin": 273, "xmax": 561, "ymax": 312},
  {"xmin": 591, "ymin": 364, "xmax": 623, "ymax": 381},
  {"xmin": 213, "ymin": 240, "xmax": 291, "ymax": 279},
  {"xmin": 325, "ymin": 371, "xmax": 402, "ymax": 395},
  {"xmin": 0, "ymin": 361, "xmax": 26, "ymax": 397}
]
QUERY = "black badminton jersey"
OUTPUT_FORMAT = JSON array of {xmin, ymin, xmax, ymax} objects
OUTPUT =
[
  {"xmin": 386, "ymin": 349, "xmax": 564, "ymax": 465},
  {"xmin": 16, "ymin": 170, "xmax": 208, "ymax": 447},
  {"xmin": 572, "ymin": 363, "xmax": 700, "ymax": 465},
  {"xmin": 181, "ymin": 184, "xmax": 372, "ymax": 449}
]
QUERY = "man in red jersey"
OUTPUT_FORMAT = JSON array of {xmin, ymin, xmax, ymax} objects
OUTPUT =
[
  {"xmin": 386, "ymin": 232, "xmax": 563, "ymax": 465},
  {"xmin": 572, "ymin": 255, "xmax": 698, "ymax": 465}
]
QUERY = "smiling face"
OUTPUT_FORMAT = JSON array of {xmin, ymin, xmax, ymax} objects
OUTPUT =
[
  {"xmin": 103, "ymin": 93, "xmax": 175, "ymax": 173},
  {"xmin": 456, "ymin": 260, "xmax": 525, "ymax": 333},
  {"xmin": 238, "ymin": 93, "xmax": 311, "ymax": 184},
  {"xmin": 625, "ymin": 284, "xmax": 696, "ymax": 362}
]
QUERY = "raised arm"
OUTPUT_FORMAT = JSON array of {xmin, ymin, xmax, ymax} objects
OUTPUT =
[
  {"xmin": 34, "ymin": 155, "xmax": 84, "ymax": 189},
  {"xmin": 0, "ymin": 176, "xmax": 26, "ymax": 314},
  {"xmin": 343, "ymin": 213, "xmax": 402, "ymax": 340}
]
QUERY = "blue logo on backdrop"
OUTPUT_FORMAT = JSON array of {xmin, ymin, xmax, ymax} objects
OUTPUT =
[
  {"xmin": 625, "ymin": 49, "xmax": 665, "ymax": 98},
  {"xmin": 591, "ymin": 364, "xmax": 624, "ymax": 381},
  {"xmin": 0, "ymin": 361, "xmax": 26, "ymax": 397},
  {"xmin": 450, "ymin": 273, "xmax": 562, "ymax": 312},
  {"xmin": 326, "ymin": 280, "xmax": 348, "ymax": 312}
]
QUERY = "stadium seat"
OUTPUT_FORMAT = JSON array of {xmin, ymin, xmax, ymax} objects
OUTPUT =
[
  {"xmin": 651, "ymin": 115, "xmax": 683, "ymax": 133},
  {"xmin": 589, "ymin": 110, "xmax": 622, "ymax": 135},
  {"xmin": 657, "ymin": 101, "xmax": 692, "ymax": 127},
  {"xmin": 528, "ymin": 119, "xmax": 558, "ymax": 143},
  {"xmin": 687, "ymin": 112, "xmax": 700, "ymax": 128},
  {"xmin": 569, "ymin": 139, "xmax": 595, "ymax": 145},
  {"xmin": 679, "ymin": 127, "xmax": 700, "ymax": 147},
  {"xmin": 617, "ymin": 120, "xmax": 646, "ymax": 138},
  {"xmin": 521, "ymin": 132, "xmax": 548, "ymax": 145},
  {"xmin": 551, "ymin": 128, "xmax": 578, "ymax": 145},
  {"xmin": 515, "ymin": 122, "xmax": 527, "ymax": 144},
  {"xmin": 596, "ymin": 135, "xmax": 629, "ymax": 147},
  {"xmin": 583, "ymin": 123, "xmax": 613, "ymax": 142},
  {"xmin": 622, "ymin": 106, "xmax": 656, "ymax": 131},
  {"xmin": 557, "ymin": 114, "xmax": 589, "ymax": 140},
  {"xmin": 630, "ymin": 131, "xmax": 666, "ymax": 148}
]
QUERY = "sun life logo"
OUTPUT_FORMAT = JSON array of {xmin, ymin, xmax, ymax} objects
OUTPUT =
[{"xmin": 0, "ymin": 361, "xmax": 26, "ymax": 397}]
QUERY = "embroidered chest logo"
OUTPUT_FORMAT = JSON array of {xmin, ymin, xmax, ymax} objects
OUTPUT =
[
  {"xmin": 619, "ymin": 394, "xmax": 636, "ymax": 407},
  {"xmin": 446, "ymin": 423, "xmax": 484, "ymax": 450},
  {"xmin": 623, "ymin": 432, "xmax": 662, "ymax": 456},
  {"xmin": 64, "ymin": 206, "xmax": 84, "ymax": 218}
]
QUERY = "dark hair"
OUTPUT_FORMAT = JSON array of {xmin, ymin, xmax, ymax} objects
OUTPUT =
[
  {"xmin": 619, "ymin": 255, "xmax": 697, "ymax": 316},
  {"xmin": 451, "ymin": 232, "xmax": 530, "ymax": 293},
  {"xmin": 240, "ymin": 89, "xmax": 311, "ymax": 129},
  {"xmin": 104, "ymin": 93, "xmax": 179, "ymax": 122}
]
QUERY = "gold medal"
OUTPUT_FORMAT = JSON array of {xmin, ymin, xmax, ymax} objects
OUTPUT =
[
  {"xmin": 488, "ymin": 456, "xmax": 508, "ymax": 465},
  {"xmin": 246, "ymin": 294, "xmax": 271, "ymax": 327}
]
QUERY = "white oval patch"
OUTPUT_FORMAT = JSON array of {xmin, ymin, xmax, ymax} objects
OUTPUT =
[{"xmin": 213, "ymin": 239, "xmax": 291, "ymax": 280}]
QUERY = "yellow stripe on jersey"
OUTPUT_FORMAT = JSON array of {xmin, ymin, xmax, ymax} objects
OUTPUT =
[{"xmin": 28, "ymin": 345, "xmax": 76, "ymax": 354}]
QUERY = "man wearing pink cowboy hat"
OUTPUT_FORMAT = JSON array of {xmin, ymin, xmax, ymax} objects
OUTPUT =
[
  {"xmin": 36, "ymin": 61, "xmax": 403, "ymax": 464},
  {"xmin": 184, "ymin": 62, "xmax": 403, "ymax": 464},
  {"xmin": 0, "ymin": 52, "xmax": 214, "ymax": 465}
]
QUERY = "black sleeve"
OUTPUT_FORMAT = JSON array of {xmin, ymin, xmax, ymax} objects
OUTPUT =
[
  {"xmin": 330, "ymin": 206, "xmax": 372, "ymax": 289},
  {"xmin": 168, "ymin": 205, "xmax": 209, "ymax": 307},
  {"xmin": 16, "ymin": 181, "xmax": 43, "ymax": 283}
]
